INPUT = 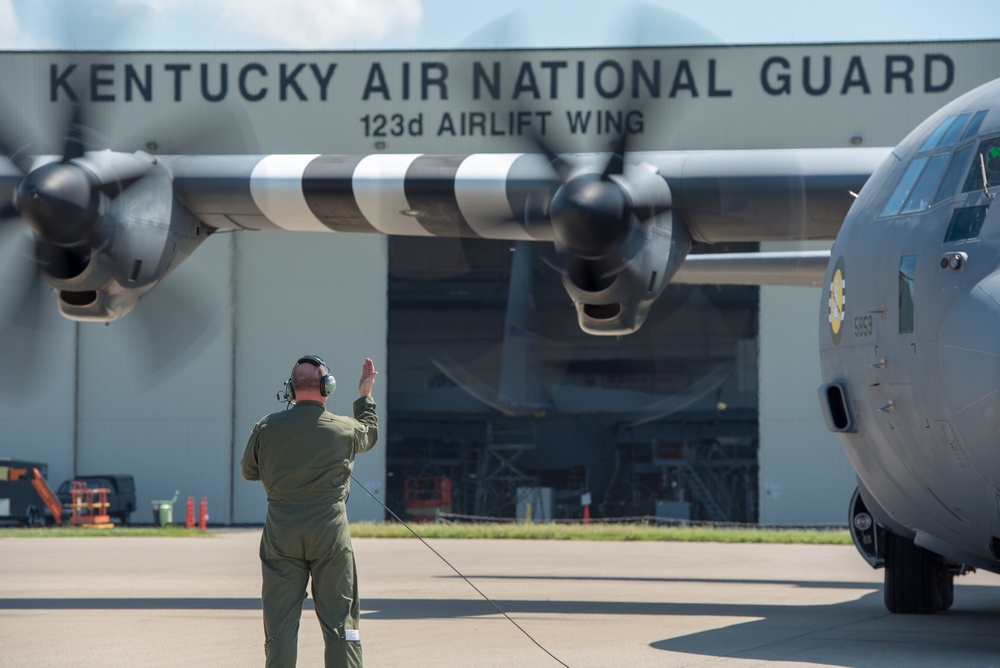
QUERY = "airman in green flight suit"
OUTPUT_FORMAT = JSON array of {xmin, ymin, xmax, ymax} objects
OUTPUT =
[{"xmin": 242, "ymin": 355, "xmax": 379, "ymax": 667}]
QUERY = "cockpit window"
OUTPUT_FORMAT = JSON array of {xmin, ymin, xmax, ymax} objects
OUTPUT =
[
  {"xmin": 882, "ymin": 111, "xmax": 990, "ymax": 217},
  {"xmin": 961, "ymin": 110, "xmax": 989, "ymax": 143},
  {"xmin": 901, "ymin": 154, "xmax": 950, "ymax": 213},
  {"xmin": 943, "ymin": 206, "xmax": 988, "ymax": 242},
  {"xmin": 961, "ymin": 135, "xmax": 1000, "ymax": 194},
  {"xmin": 938, "ymin": 112, "xmax": 972, "ymax": 148},
  {"xmin": 933, "ymin": 143, "xmax": 975, "ymax": 205},
  {"xmin": 881, "ymin": 158, "xmax": 927, "ymax": 217},
  {"xmin": 921, "ymin": 112, "xmax": 983, "ymax": 151},
  {"xmin": 920, "ymin": 116, "xmax": 958, "ymax": 151}
]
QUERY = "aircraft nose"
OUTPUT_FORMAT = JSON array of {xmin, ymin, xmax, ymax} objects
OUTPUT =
[{"xmin": 939, "ymin": 269, "xmax": 1000, "ymax": 487}]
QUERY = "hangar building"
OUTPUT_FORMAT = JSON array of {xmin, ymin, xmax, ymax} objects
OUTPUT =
[{"xmin": 1, "ymin": 40, "xmax": 999, "ymax": 525}]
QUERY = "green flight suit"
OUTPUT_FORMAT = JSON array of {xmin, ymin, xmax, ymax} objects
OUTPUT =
[{"xmin": 242, "ymin": 396, "xmax": 378, "ymax": 668}]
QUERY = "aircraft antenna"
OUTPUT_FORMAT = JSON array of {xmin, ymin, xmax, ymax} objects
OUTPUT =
[{"xmin": 979, "ymin": 153, "xmax": 995, "ymax": 199}]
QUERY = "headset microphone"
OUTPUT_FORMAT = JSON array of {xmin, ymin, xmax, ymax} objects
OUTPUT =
[{"xmin": 281, "ymin": 355, "xmax": 336, "ymax": 403}]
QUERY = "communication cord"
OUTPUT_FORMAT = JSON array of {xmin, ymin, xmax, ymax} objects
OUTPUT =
[{"xmin": 350, "ymin": 474, "xmax": 571, "ymax": 668}]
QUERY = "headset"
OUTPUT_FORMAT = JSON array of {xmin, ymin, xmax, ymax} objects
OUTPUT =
[{"xmin": 281, "ymin": 355, "xmax": 336, "ymax": 403}]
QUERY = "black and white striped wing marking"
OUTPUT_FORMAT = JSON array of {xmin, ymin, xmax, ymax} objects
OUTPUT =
[{"xmin": 229, "ymin": 153, "xmax": 557, "ymax": 240}]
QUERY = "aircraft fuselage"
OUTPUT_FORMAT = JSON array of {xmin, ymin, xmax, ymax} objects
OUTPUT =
[{"xmin": 821, "ymin": 78, "xmax": 1000, "ymax": 577}]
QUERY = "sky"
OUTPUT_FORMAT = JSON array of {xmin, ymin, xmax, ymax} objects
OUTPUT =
[{"xmin": 1, "ymin": 0, "xmax": 999, "ymax": 51}]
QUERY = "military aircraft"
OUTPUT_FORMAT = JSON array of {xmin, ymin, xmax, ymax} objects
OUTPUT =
[{"xmin": 3, "ymin": 41, "xmax": 1000, "ymax": 614}]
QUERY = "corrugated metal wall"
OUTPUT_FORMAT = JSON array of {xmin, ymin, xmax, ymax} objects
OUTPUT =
[
  {"xmin": 229, "ymin": 231, "xmax": 388, "ymax": 524},
  {"xmin": 758, "ymin": 243, "xmax": 855, "ymax": 525}
]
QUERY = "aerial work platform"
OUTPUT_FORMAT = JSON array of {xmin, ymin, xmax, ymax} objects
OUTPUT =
[{"xmin": 68, "ymin": 480, "xmax": 113, "ymax": 528}]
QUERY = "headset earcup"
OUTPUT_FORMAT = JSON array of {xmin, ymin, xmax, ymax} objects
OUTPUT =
[
  {"xmin": 322, "ymin": 375, "xmax": 336, "ymax": 397},
  {"xmin": 285, "ymin": 378, "xmax": 295, "ymax": 402}
]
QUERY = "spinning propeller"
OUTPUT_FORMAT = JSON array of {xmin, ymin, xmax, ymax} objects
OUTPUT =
[
  {"xmin": 520, "ymin": 111, "xmax": 689, "ymax": 334},
  {"xmin": 453, "ymin": 1, "xmax": 720, "ymax": 335},
  {"xmin": 0, "ymin": 101, "xmax": 224, "ymax": 399}
]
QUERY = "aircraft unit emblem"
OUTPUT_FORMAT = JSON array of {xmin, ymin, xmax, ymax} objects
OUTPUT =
[{"xmin": 828, "ymin": 256, "xmax": 846, "ymax": 345}]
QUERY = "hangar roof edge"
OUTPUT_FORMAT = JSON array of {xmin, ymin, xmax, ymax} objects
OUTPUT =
[{"xmin": 1, "ymin": 38, "xmax": 998, "ymax": 57}]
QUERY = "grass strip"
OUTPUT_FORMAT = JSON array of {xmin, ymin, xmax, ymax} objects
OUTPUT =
[
  {"xmin": 0, "ymin": 523, "xmax": 852, "ymax": 544},
  {"xmin": 349, "ymin": 522, "xmax": 852, "ymax": 544}
]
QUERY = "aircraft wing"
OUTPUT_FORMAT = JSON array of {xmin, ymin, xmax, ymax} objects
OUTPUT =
[
  {"xmin": 649, "ymin": 147, "xmax": 891, "ymax": 243},
  {"xmin": 3, "ymin": 145, "xmax": 889, "ymax": 333},
  {"xmin": 672, "ymin": 250, "xmax": 832, "ymax": 287},
  {"xmin": 169, "ymin": 147, "xmax": 891, "ymax": 243}
]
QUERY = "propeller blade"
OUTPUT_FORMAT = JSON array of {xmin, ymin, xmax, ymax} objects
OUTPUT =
[
  {"xmin": 610, "ymin": 1, "xmax": 724, "ymax": 46},
  {"xmin": 62, "ymin": 103, "xmax": 86, "ymax": 163},
  {"xmin": 117, "ymin": 263, "xmax": 224, "ymax": 386},
  {"xmin": 79, "ymin": 150, "xmax": 158, "ymax": 198},
  {"xmin": 540, "ymin": 252, "xmax": 567, "ymax": 276},
  {"xmin": 430, "ymin": 353, "xmax": 549, "ymax": 417},
  {"xmin": 0, "ymin": 223, "xmax": 41, "ymax": 328},
  {"xmin": 0, "ymin": 94, "xmax": 43, "ymax": 177},
  {"xmin": 602, "ymin": 133, "xmax": 629, "ymax": 180},
  {"xmin": 0, "ymin": 278, "xmax": 53, "ymax": 404},
  {"xmin": 626, "ymin": 363, "xmax": 733, "ymax": 426},
  {"xmin": 0, "ymin": 225, "xmax": 51, "ymax": 402},
  {"xmin": 524, "ymin": 128, "xmax": 575, "ymax": 183}
]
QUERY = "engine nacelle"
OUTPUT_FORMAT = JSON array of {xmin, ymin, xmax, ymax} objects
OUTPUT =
[
  {"xmin": 558, "ymin": 161, "xmax": 690, "ymax": 335},
  {"xmin": 36, "ymin": 161, "xmax": 208, "ymax": 322},
  {"xmin": 56, "ymin": 283, "xmax": 142, "ymax": 322}
]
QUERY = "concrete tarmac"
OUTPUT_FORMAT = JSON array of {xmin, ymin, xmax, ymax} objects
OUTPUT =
[{"xmin": 2, "ymin": 529, "xmax": 1000, "ymax": 667}]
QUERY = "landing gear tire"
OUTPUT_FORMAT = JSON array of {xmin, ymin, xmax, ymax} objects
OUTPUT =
[
  {"xmin": 940, "ymin": 572, "xmax": 955, "ymax": 612},
  {"xmin": 884, "ymin": 531, "xmax": 953, "ymax": 614}
]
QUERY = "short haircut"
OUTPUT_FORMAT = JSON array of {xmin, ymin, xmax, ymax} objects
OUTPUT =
[{"xmin": 291, "ymin": 360, "xmax": 323, "ymax": 392}]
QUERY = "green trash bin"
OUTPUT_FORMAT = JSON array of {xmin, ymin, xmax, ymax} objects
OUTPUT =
[{"xmin": 150, "ymin": 490, "xmax": 179, "ymax": 527}]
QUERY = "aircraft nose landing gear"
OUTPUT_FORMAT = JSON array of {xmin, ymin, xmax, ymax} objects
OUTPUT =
[
  {"xmin": 884, "ymin": 531, "xmax": 954, "ymax": 614},
  {"xmin": 849, "ymin": 487, "xmax": 960, "ymax": 613}
]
